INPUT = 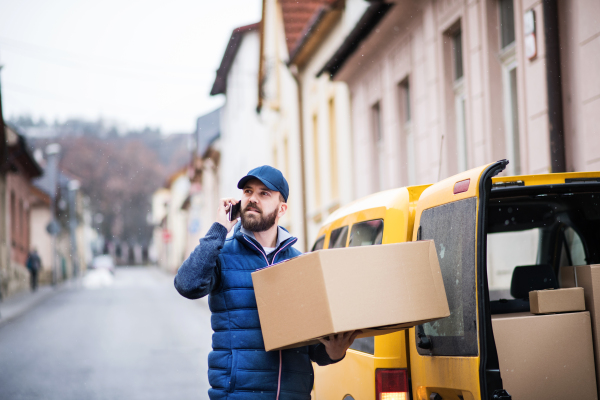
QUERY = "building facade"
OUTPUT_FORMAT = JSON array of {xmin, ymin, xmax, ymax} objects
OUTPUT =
[
  {"xmin": 211, "ymin": 24, "xmax": 273, "ymax": 205},
  {"xmin": 2, "ymin": 125, "xmax": 42, "ymax": 296},
  {"xmin": 319, "ymin": 0, "xmax": 599, "ymax": 201},
  {"xmin": 287, "ymin": 0, "xmax": 368, "ymax": 246}
]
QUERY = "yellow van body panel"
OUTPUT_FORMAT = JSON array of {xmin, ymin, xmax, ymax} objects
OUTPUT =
[
  {"xmin": 408, "ymin": 164, "xmax": 493, "ymax": 400},
  {"xmin": 312, "ymin": 185, "xmax": 429, "ymax": 400},
  {"xmin": 491, "ymin": 170, "xmax": 600, "ymax": 186}
]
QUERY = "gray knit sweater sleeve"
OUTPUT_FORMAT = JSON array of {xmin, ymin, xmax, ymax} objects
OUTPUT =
[{"xmin": 174, "ymin": 222, "xmax": 228, "ymax": 299}]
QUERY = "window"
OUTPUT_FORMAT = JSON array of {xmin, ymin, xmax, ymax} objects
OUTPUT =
[
  {"xmin": 416, "ymin": 197, "xmax": 478, "ymax": 356},
  {"xmin": 371, "ymin": 103, "xmax": 384, "ymax": 192},
  {"xmin": 347, "ymin": 219, "xmax": 385, "ymax": 355},
  {"xmin": 349, "ymin": 219, "xmax": 384, "ymax": 247},
  {"xmin": 283, "ymin": 136, "xmax": 289, "ymax": 179},
  {"xmin": 487, "ymin": 229, "xmax": 540, "ymax": 300},
  {"xmin": 499, "ymin": 0, "xmax": 521, "ymax": 175},
  {"xmin": 19, "ymin": 199, "xmax": 23, "ymax": 248},
  {"xmin": 311, "ymin": 235, "xmax": 325, "ymax": 251},
  {"xmin": 499, "ymin": 0, "xmax": 515, "ymax": 48},
  {"xmin": 560, "ymin": 227, "xmax": 587, "ymax": 267},
  {"xmin": 10, "ymin": 191, "xmax": 16, "ymax": 247},
  {"xmin": 453, "ymin": 30, "xmax": 464, "ymax": 81},
  {"xmin": 452, "ymin": 29, "xmax": 468, "ymax": 173},
  {"xmin": 399, "ymin": 79, "xmax": 415, "ymax": 185},
  {"xmin": 328, "ymin": 98, "xmax": 339, "ymax": 200},
  {"xmin": 328, "ymin": 226, "xmax": 348, "ymax": 249},
  {"xmin": 312, "ymin": 114, "xmax": 321, "ymax": 208}
]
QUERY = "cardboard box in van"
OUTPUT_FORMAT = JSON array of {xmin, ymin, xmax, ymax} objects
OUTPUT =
[
  {"xmin": 529, "ymin": 287, "xmax": 585, "ymax": 314},
  {"xmin": 492, "ymin": 312, "xmax": 597, "ymax": 400},
  {"xmin": 251, "ymin": 240, "xmax": 450, "ymax": 351},
  {"xmin": 561, "ymin": 264, "xmax": 600, "ymax": 394}
]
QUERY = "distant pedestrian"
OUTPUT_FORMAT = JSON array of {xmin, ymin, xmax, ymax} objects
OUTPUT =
[
  {"xmin": 26, "ymin": 248, "xmax": 42, "ymax": 291},
  {"xmin": 175, "ymin": 166, "xmax": 359, "ymax": 400}
]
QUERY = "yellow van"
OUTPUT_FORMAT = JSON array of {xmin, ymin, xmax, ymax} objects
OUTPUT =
[{"xmin": 311, "ymin": 160, "xmax": 600, "ymax": 400}]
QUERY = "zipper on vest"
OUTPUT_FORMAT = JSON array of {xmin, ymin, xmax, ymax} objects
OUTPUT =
[{"xmin": 242, "ymin": 234, "xmax": 297, "ymax": 400}]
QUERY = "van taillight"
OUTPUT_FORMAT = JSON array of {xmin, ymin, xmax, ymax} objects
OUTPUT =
[{"xmin": 376, "ymin": 369, "xmax": 409, "ymax": 400}]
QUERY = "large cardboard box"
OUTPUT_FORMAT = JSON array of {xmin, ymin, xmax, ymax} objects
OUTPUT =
[
  {"xmin": 251, "ymin": 240, "xmax": 450, "ymax": 351},
  {"xmin": 492, "ymin": 312, "xmax": 597, "ymax": 400},
  {"xmin": 561, "ymin": 264, "xmax": 600, "ymax": 394},
  {"xmin": 529, "ymin": 287, "xmax": 585, "ymax": 314}
]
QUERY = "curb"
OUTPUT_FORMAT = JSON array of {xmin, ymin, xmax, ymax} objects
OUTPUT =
[{"xmin": 0, "ymin": 281, "xmax": 71, "ymax": 328}]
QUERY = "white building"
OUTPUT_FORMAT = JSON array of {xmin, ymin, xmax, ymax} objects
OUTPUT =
[{"xmin": 211, "ymin": 24, "xmax": 272, "ymax": 204}]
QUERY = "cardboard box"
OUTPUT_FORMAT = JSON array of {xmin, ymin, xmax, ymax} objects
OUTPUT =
[
  {"xmin": 561, "ymin": 264, "xmax": 600, "ymax": 395},
  {"xmin": 492, "ymin": 312, "xmax": 597, "ymax": 400},
  {"xmin": 251, "ymin": 240, "xmax": 450, "ymax": 351},
  {"xmin": 529, "ymin": 287, "xmax": 585, "ymax": 314}
]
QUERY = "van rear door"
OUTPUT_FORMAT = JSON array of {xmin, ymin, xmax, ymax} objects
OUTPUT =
[{"xmin": 408, "ymin": 160, "xmax": 509, "ymax": 400}]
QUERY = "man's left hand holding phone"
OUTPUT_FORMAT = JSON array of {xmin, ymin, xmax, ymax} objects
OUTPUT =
[{"xmin": 216, "ymin": 198, "xmax": 241, "ymax": 233}]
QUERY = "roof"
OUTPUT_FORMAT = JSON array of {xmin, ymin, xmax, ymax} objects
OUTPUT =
[
  {"xmin": 210, "ymin": 23, "xmax": 260, "ymax": 96},
  {"xmin": 165, "ymin": 165, "xmax": 189, "ymax": 189},
  {"xmin": 287, "ymin": 0, "xmax": 345, "ymax": 66},
  {"xmin": 195, "ymin": 107, "xmax": 222, "ymax": 157},
  {"xmin": 29, "ymin": 184, "xmax": 51, "ymax": 207},
  {"xmin": 5, "ymin": 124, "xmax": 43, "ymax": 179},
  {"xmin": 280, "ymin": 0, "xmax": 338, "ymax": 55},
  {"xmin": 317, "ymin": 1, "xmax": 393, "ymax": 78}
]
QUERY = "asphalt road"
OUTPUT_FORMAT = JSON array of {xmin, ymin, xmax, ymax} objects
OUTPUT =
[{"xmin": 0, "ymin": 267, "xmax": 213, "ymax": 400}]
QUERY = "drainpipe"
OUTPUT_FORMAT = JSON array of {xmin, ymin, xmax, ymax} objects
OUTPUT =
[
  {"xmin": 543, "ymin": 0, "xmax": 566, "ymax": 173},
  {"xmin": 289, "ymin": 65, "xmax": 309, "ymax": 252}
]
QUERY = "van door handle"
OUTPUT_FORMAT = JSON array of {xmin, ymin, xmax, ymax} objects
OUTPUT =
[{"xmin": 416, "ymin": 325, "xmax": 432, "ymax": 349}]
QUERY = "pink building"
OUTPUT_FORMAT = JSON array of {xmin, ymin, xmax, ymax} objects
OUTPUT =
[{"xmin": 319, "ymin": 0, "xmax": 600, "ymax": 199}]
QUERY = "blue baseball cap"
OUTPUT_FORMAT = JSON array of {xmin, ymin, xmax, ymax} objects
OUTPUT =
[{"xmin": 237, "ymin": 165, "xmax": 289, "ymax": 202}]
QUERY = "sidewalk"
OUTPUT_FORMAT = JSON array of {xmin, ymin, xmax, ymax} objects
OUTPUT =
[{"xmin": 0, "ymin": 284, "xmax": 65, "ymax": 328}]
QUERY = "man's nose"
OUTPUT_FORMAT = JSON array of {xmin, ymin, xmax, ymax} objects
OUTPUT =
[{"xmin": 248, "ymin": 192, "xmax": 260, "ymax": 205}]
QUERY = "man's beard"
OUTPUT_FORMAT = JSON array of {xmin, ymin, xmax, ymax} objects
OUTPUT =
[{"xmin": 241, "ymin": 203, "xmax": 278, "ymax": 232}]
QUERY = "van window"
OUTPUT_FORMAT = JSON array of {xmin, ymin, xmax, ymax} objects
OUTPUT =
[
  {"xmin": 560, "ymin": 227, "xmax": 587, "ymax": 267},
  {"xmin": 345, "ymin": 220, "xmax": 384, "ymax": 355},
  {"xmin": 487, "ymin": 228, "xmax": 540, "ymax": 300},
  {"xmin": 349, "ymin": 219, "xmax": 384, "ymax": 247},
  {"xmin": 416, "ymin": 197, "xmax": 478, "ymax": 357},
  {"xmin": 328, "ymin": 226, "xmax": 348, "ymax": 249},
  {"xmin": 312, "ymin": 235, "xmax": 325, "ymax": 251}
]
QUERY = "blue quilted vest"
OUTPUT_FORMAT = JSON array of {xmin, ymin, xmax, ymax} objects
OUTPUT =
[{"xmin": 207, "ymin": 223, "xmax": 314, "ymax": 400}]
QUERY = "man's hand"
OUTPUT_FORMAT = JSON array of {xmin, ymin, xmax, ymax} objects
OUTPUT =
[
  {"xmin": 318, "ymin": 330, "xmax": 361, "ymax": 361},
  {"xmin": 216, "ymin": 198, "xmax": 240, "ymax": 233}
]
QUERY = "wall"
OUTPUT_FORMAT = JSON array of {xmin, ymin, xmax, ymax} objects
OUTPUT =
[
  {"xmin": 6, "ymin": 172, "xmax": 31, "ymax": 266},
  {"xmin": 260, "ymin": 0, "xmax": 306, "ymax": 250},
  {"xmin": 559, "ymin": 0, "xmax": 600, "ymax": 172},
  {"xmin": 335, "ymin": 0, "xmax": 600, "ymax": 200},
  {"xmin": 219, "ymin": 30, "xmax": 271, "ymax": 203},
  {"xmin": 297, "ymin": 6, "xmax": 358, "ymax": 247},
  {"xmin": 29, "ymin": 205, "xmax": 52, "ymax": 282},
  {"xmin": 166, "ymin": 174, "xmax": 190, "ymax": 273}
]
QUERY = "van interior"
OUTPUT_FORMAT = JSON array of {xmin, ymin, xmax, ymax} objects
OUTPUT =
[{"xmin": 486, "ymin": 182, "xmax": 600, "ymax": 314}]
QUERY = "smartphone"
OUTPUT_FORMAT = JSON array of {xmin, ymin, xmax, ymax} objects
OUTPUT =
[{"xmin": 228, "ymin": 201, "xmax": 242, "ymax": 221}]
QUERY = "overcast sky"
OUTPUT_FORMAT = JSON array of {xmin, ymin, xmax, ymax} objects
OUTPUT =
[{"xmin": 0, "ymin": 0, "xmax": 262, "ymax": 134}]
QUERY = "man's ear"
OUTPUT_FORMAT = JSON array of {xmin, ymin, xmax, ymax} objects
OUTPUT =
[{"xmin": 278, "ymin": 202, "xmax": 288, "ymax": 218}]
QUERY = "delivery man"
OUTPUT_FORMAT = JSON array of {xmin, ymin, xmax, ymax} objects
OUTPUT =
[{"xmin": 175, "ymin": 165, "xmax": 358, "ymax": 400}]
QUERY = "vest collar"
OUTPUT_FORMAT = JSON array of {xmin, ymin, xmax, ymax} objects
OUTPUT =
[{"xmin": 234, "ymin": 222, "xmax": 296, "ymax": 257}]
